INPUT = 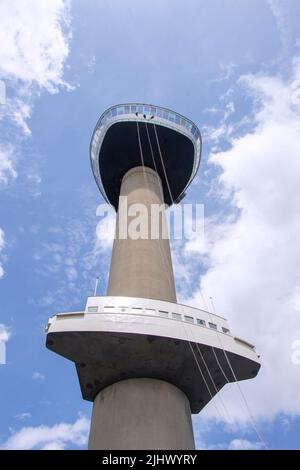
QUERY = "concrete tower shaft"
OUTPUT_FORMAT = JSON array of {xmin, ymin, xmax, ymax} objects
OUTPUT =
[
  {"xmin": 107, "ymin": 166, "xmax": 176, "ymax": 302},
  {"xmin": 88, "ymin": 166, "xmax": 194, "ymax": 449},
  {"xmin": 88, "ymin": 378, "xmax": 195, "ymax": 450}
]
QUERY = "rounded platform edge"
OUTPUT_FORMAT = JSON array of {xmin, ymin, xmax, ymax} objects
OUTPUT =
[
  {"xmin": 90, "ymin": 103, "xmax": 202, "ymax": 209},
  {"xmin": 45, "ymin": 312, "xmax": 260, "ymax": 414}
]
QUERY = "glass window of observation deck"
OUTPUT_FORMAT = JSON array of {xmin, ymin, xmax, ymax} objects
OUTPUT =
[
  {"xmin": 158, "ymin": 310, "xmax": 169, "ymax": 318},
  {"xmin": 192, "ymin": 126, "xmax": 198, "ymax": 137},
  {"xmin": 88, "ymin": 306, "xmax": 98, "ymax": 313},
  {"xmin": 172, "ymin": 313, "xmax": 181, "ymax": 321},
  {"xmin": 175, "ymin": 114, "xmax": 181, "ymax": 125},
  {"xmin": 146, "ymin": 308, "xmax": 155, "ymax": 314},
  {"xmin": 184, "ymin": 315, "xmax": 194, "ymax": 324},
  {"xmin": 117, "ymin": 106, "xmax": 124, "ymax": 115}
]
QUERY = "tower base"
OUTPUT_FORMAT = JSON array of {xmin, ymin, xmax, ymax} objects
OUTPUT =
[{"xmin": 88, "ymin": 378, "xmax": 195, "ymax": 450}]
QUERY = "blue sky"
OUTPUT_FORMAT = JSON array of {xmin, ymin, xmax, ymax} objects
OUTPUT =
[{"xmin": 1, "ymin": 0, "xmax": 300, "ymax": 449}]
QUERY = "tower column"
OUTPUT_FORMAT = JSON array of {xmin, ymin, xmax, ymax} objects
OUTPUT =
[
  {"xmin": 88, "ymin": 166, "xmax": 195, "ymax": 449},
  {"xmin": 107, "ymin": 166, "xmax": 177, "ymax": 302},
  {"xmin": 88, "ymin": 378, "xmax": 195, "ymax": 450}
]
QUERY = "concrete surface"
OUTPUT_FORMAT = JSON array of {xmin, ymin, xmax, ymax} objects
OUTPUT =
[
  {"xmin": 89, "ymin": 167, "xmax": 194, "ymax": 449},
  {"xmin": 46, "ymin": 323, "xmax": 260, "ymax": 412},
  {"xmin": 88, "ymin": 378, "xmax": 195, "ymax": 450},
  {"xmin": 107, "ymin": 166, "xmax": 177, "ymax": 302}
]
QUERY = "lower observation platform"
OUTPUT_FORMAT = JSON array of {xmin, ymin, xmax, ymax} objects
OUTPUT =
[{"xmin": 45, "ymin": 296, "xmax": 260, "ymax": 414}]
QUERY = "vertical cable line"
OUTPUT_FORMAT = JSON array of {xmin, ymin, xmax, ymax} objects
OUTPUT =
[
  {"xmin": 153, "ymin": 124, "xmax": 173, "ymax": 204},
  {"xmin": 153, "ymin": 122, "xmax": 267, "ymax": 447},
  {"xmin": 137, "ymin": 121, "xmax": 225, "ymax": 419},
  {"xmin": 208, "ymin": 296, "xmax": 268, "ymax": 449},
  {"xmin": 145, "ymin": 122, "xmax": 172, "ymax": 249},
  {"xmin": 144, "ymin": 120, "xmax": 231, "ymax": 422},
  {"xmin": 195, "ymin": 342, "xmax": 233, "ymax": 423},
  {"xmin": 200, "ymin": 290, "xmax": 231, "ymax": 384},
  {"xmin": 136, "ymin": 121, "xmax": 175, "ymax": 294},
  {"xmin": 145, "ymin": 123, "xmax": 160, "ymax": 189},
  {"xmin": 183, "ymin": 320, "xmax": 232, "ymax": 422},
  {"xmin": 187, "ymin": 340, "xmax": 225, "ymax": 421}
]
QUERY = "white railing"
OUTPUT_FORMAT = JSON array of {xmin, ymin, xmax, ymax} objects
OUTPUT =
[
  {"xmin": 83, "ymin": 296, "xmax": 231, "ymax": 337},
  {"xmin": 90, "ymin": 103, "xmax": 202, "ymax": 205}
]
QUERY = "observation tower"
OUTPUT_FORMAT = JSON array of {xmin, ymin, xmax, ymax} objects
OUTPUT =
[{"xmin": 46, "ymin": 103, "xmax": 260, "ymax": 449}]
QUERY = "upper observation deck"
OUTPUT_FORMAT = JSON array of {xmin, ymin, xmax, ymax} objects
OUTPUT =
[
  {"xmin": 90, "ymin": 103, "xmax": 202, "ymax": 210},
  {"xmin": 45, "ymin": 296, "xmax": 260, "ymax": 412}
]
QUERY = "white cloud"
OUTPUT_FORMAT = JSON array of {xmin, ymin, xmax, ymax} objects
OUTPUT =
[
  {"xmin": 267, "ymin": 0, "xmax": 292, "ymax": 52},
  {"xmin": 228, "ymin": 438, "xmax": 263, "ymax": 450},
  {"xmin": 15, "ymin": 413, "xmax": 32, "ymax": 421},
  {"xmin": 183, "ymin": 57, "xmax": 300, "ymax": 424},
  {"xmin": 193, "ymin": 420, "xmax": 265, "ymax": 449},
  {"xmin": 95, "ymin": 204, "xmax": 116, "ymax": 251},
  {"xmin": 25, "ymin": 171, "xmax": 43, "ymax": 198},
  {"xmin": 41, "ymin": 441, "xmax": 65, "ymax": 450},
  {"xmin": 0, "ymin": 0, "xmax": 73, "ymax": 189},
  {"xmin": 33, "ymin": 193, "xmax": 113, "ymax": 311},
  {"xmin": 0, "ymin": 2, "xmax": 72, "ymax": 280},
  {"xmin": 201, "ymin": 92, "xmax": 236, "ymax": 147},
  {"xmin": 0, "ymin": 0, "xmax": 72, "ymax": 92},
  {"xmin": 0, "ymin": 145, "xmax": 17, "ymax": 184},
  {"xmin": 65, "ymin": 266, "xmax": 78, "ymax": 281},
  {"xmin": 87, "ymin": 55, "xmax": 96, "ymax": 74},
  {"xmin": 0, "ymin": 323, "xmax": 11, "ymax": 343},
  {"xmin": 0, "ymin": 147, "xmax": 17, "ymax": 278},
  {"xmin": 3, "ymin": 96, "xmax": 32, "ymax": 136},
  {"xmin": 204, "ymin": 437, "xmax": 264, "ymax": 450},
  {"xmin": 32, "ymin": 371, "xmax": 45, "ymax": 381},
  {"xmin": 210, "ymin": 62, "xmax": 237, "ymax": 83},
  {"xmin": 0, "ymin": 414, "xmax": 90, "ymax": 450},
  {"xmin": 0, "ymin": 229, "xmax": 5, "ymax": 278}
]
